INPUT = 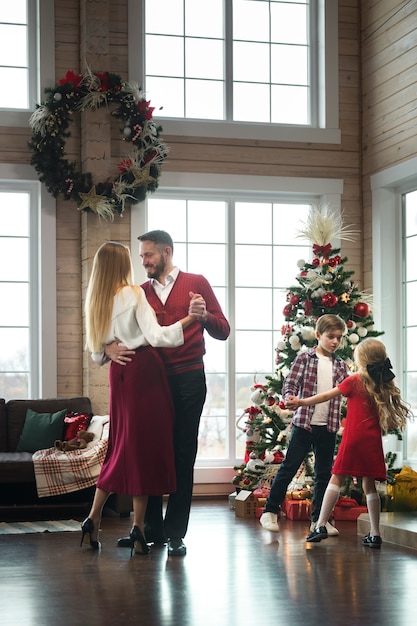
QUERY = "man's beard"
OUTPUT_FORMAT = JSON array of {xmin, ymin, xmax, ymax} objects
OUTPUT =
[{"xmin": 145, "ymin": 255, "xmax": 165, "ymax": 280}]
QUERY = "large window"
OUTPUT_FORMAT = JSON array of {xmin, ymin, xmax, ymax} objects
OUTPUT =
[
  {"xmin": 129, "ymin": 0, "xmax": 340, "ymax": 142},
  {"xmin": 403, "ymin": 190, "xmax": 417, "ymax": 459},
  {"xmin": 0, "ymin": 1, "xmax": 36, "ymax": 110},
  {"xmin": 136, "ymin": 174, "xmax": 343, "ymax": 468}
]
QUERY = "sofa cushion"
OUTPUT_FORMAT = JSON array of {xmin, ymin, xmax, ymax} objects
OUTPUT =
[
  {"xmin": 64, "ymin": 412, "xmax": 93, "ymax": 440},
  {"xmin": 0, "ymin": 452, "xmax": 35, "ymax": 482},
  {"xmin": 16, "ymin": 408, "xmax": 67, "ymax": 453},
  {"xmin": 6, "ymin": 397, "xmax": 93, "ymax": 451}
]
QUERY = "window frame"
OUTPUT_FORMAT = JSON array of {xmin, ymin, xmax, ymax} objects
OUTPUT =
[
  {"xmin": 131, "ymin": 172, "xmax": 343, "ymax": 484},
  {"xmin": 0, "ymin": 0, "xmax": 55, "ymax": 128},
  {"xmin": 128, "ymin": 0, "xmax": 340, "ymax": 144},
  {"xmin": 371, "ymin": 157, "xmax": 417, "ymax": 471}
]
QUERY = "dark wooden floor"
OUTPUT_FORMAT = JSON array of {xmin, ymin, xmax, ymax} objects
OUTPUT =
[{"xmin": 0, "ymin": 499, "xmax": 416, "ymax": 626}]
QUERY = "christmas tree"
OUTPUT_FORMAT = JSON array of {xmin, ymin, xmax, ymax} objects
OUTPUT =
[{"xmin": 233, "ymin": 208, "xmax": 384, "ymax": 491}]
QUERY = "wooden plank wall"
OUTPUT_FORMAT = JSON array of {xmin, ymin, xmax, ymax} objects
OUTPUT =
[
  {"xmin": 361, "ymin": 0, "xmax": 417, "ymax": 289},
  {"xmin": 0, "ymin": 0, "xmax": 364, "ymax": 409}
]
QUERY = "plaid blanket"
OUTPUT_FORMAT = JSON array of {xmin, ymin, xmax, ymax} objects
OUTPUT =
[{"xmin": 32, "ymin": 416, "xmax": 109, "ymax": 498}]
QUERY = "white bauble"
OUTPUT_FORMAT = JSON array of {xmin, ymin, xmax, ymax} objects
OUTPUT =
[
  {"xmin": 53, "ymin": 92, "xmax": 62, "ymax": 101},
  {"xmin": 297, "ymin": 259, "xmax": 306, "ymax": 268},
  {"xmin": 277, "ymin": 340, "xmax": 286, "ymax": 351},
  {"xmin": 264, "ymin": 451, "xmax": 275, "ymax": 463},
  {"xmin": 348, "ymin": 333, "xmax": 359, "ymax": 344},
  {"xmin": 123, "ymin": 126, "xmax": 132, "ymax": 136},
  {"xmin": 246, "ymin": 458, "xmax": 265, "ymax": 473},
  {"xmin": 357, "ymin": 326, "xmax": 368, "ymax": 337}
]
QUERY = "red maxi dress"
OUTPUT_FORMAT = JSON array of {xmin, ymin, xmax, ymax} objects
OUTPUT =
[
  {"xmin": 332, "ymin": 374, "xmax": 387, "ymax": 482},
  {"xmin": 94, "ymin": 286, "xmax": 185, "ymax": 496}
]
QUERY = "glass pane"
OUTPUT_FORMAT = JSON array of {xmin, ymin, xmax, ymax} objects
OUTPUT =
[
  {"xmin": 146, "ymin": 35, "xmax": 184, "ymax": 77},
  {"xmin": 274, "ymin": 245, "xmax": 311, "ymax": 288},
  {"xmin": 203, "ymin": 373, "xmax": 227, "ymax": 409},
  {"xmin": 146, "ymin": 0, "xmax": 184, "ymax": 35},
  {"xmin": 187, "ymin": 243, "xmax": 226, "ymax": 284},
  {"xmin": 406, "ymin": 327, "xmax": 417, "ymax": 370},
  {"xmin": 0, "ymin": 238, "xmax": 28, "ymax": 281},
  {"xmin": 185, "ymin": 0, "xmax": 223, "ymax": 38},
  {"xmin": 236, "ymin": 330, "xmax": 275, "ymax": 372},
  {"xmin": 146, "ymin": 76, "xmax": 185, "ymax": 117},
  {"xmin": 233, "ymin": 42, "xmax": 270, "ymax": 83},
  {"xmin": 0, "ymin": 284, "xmax": 29, "ymax": 325},
  {"xmin": 0, "ymin": 192, "xmax": 29, "ymax": 235},
  {"xmin": 405, "ymin": 190, "xmax": 417, "ymax": 236},
  {"xmin": 0, "ymin": 327, "xmax": 29, "ymax": 371},
  {"xmin": 271, "ymin": 3, "xmax": 307, "ymax": 45},
  {"xmin": 273, "ymin": 204, "xmax": 311, "ymax": 244},
  {"xmin": 235, "ymin": 244, "xmax": 272, "ymax": 287},
  {"xmin": 186, "ymin": 39, "xmax": 224, "ymax": 80},
  {"xmin": 198, "ymin": 415, "xmax": 227, "ymax": 459},
  {"xmin": 0, "ymin": 68, "xmax": 28, "ymax": 108},
  {"xmin": 204, "ymin": 334, "xmax": 227, "ymax": 371},
  {"xmin": 233, "ymin": 81, "xmax": 270, "ymax": 122},
  {"xmin": 271, "ymin": 84, "xmax": 309, "ymax": 124},
  {"xmin": 236, "ymin": 202, "xmax": 272, "ymax": 244},
  {"xmin": 188, "ymin": 201, "xmax": 226, "ymax": 243},
  {"xmin": 0, "ymin": 373, "xmax": 29, "ymax": 400},
  {"xmin": 406, "ymin": 282, "xmax": 417, "ymax": 326},
  {"xmin": 405, "ymin": 236, "xmax": 417, "ymax": 282},
  {"xmin": 272, "ymin": 44, "xmax": 308, "ymax": 85},
  {"xmin": 0, "ymin": 25, "xmax": 27, "ymax": 66},
  {"xmin": 185, "ymin": 79, "xmax": 224, "ymax": 119},
  {"xmin": 233, "ymin": 0, "xmax": 270, "ymax": 42},
  {"xmin": 235, "ymin": 288, "xmax": 272, "ymax": 330},
  {"xmin": 146, "ymin": 199, "xmax": 187, "ymax": 241}
]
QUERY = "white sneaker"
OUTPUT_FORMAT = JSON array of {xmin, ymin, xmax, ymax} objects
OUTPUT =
[
  {"xmin": 260, "ymin": 512, "xmax": 280, "ymax": 532},
  {"xmin": 325, "ymin": 522, "xmax": 339, "ymax": 536},
  {"xmin": 310, "ymin": 521, "xmax": 339, "ymax": 536}
]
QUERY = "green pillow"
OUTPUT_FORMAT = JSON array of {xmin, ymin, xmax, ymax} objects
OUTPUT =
[{"xmin": 16, "ymin": 408, "xmax": 67, "ymax": 453}]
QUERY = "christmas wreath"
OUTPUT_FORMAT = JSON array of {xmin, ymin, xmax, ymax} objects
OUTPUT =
[{"xmin": 28, "ymin": 69, "xmax": 169, "ymax": 219}]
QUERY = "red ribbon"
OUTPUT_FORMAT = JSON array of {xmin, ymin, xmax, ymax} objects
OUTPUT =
[{"xmin": 313, "ymin": 243, "xmax": 332, "ymax": 257}]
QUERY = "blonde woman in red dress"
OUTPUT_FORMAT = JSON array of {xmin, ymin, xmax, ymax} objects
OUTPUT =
[
  {"xmin": 286, "ymin": 338, "xmax": 410, "ymax": 548},
  {"xmin": 82, "ymin": 241, "xmax": 197, "ymax": 555}
]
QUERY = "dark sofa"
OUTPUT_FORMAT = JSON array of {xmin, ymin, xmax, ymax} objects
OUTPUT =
[{"xmin": 0, "ymin": 396, "xmax": 132, "ymax": 518}]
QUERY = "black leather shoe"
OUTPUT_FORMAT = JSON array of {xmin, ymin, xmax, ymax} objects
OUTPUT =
[
  {"xmin": 167, "ymin": 538, "xmax": 186, "ymax": 557},
  {"xmin": 306, "ymin": 525, "xmax": 328, "ymax": 543},
  {"xmin": 362, "ymin": 534, "xmax": 382, "ymax": 549}
]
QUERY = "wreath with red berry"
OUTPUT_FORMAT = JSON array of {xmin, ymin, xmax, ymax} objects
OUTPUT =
[{"xmin": 29, "ymin": 69, "xmax": 169, "ymax": 219}]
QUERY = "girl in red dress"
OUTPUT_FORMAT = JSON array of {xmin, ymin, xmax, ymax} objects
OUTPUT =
[{"xmin": 286, "ymin": 338, "xmax": 410, "ymax": 548}]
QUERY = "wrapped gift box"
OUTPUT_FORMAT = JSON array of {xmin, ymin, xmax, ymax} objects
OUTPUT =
[
  {"xmin": 387, "ymin": 466, "xmax": 417, "ymax": 511},
  {"xmin": 282, "ymin": 498, "xmax": 312, "ymax": 520},
  {"xmin": 333, "ymin": 505, "xmax": 367, "ymax": 520}
]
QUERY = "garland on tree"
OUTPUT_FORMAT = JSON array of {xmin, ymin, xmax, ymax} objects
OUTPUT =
[{"xmin": 28, "ymin": 69, "xmax": 169, "ymax": 219}]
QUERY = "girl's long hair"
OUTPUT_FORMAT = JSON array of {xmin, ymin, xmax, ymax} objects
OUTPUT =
[
  {"xmin": 355, "ymin": 338, "xmax": 410, "ymax": 432},
  {"xmin": 85, "ymin": 241, "xmax": 140, "ymax": 352}
]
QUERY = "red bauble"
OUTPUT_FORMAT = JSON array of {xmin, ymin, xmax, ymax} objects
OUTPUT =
[
  {"xmin": 321, "ymin": 292, "xmax": 338, "ymax": 307},
  {"xmin": 283, "ymin": 304, "xmax": 295, "ymax": 317},
  {"xmin": 353, "ymin": 302, "xmax": 370, "ymax": 318},
  {"xmin": 289, "ymin": 295, "xmax": 299, "ymax": 305},
  {"xmin": 304, "ymin": 299, "xmax": 312, "ymax": 315}
]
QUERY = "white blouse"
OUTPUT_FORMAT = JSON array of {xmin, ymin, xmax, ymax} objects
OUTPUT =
[{"xmin": 91, "ymin": 285, "xmax": 184, "ymax": 364}]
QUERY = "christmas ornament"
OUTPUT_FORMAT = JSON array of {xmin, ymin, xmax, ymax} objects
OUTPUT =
[
  {"xmin": 353, "ymin": 302, "xmax": 370, "ymax": 318},
  {"xmin": 321, "ymin": 292, "xmax": 338, "ymax": 307}
]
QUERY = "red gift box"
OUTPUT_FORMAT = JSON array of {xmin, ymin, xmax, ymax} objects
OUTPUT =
[
  {"xmin": 282, "ymin": 498, "xmax": 312, "ymax": 520},
  {"xmin": 333, "ymin": 505, "xmax": 367, "ymax": 520}
]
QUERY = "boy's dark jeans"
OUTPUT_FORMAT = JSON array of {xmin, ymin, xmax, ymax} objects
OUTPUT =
[{"xmin": 264, "ymin": 425, "xmax": 337, "ymax": 523}]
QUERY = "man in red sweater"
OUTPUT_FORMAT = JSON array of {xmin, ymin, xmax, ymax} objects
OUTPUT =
[{"xmin": 106, "ymin": 230, "xmax": 230, "ymax": 556}]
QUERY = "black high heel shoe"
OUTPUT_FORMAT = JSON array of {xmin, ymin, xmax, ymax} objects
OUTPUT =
[
  {"xmin": 80, "ymin": 518, "xmax": 100, "ymax": 550},
  {"xmin": 129, "ymin": 525, "xmax": 150, "ymax": 556}
]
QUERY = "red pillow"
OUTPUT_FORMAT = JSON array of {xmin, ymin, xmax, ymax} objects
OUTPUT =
[{"xmin": 63, "ymin": 412, "xmax": 93, "ymax": 440}]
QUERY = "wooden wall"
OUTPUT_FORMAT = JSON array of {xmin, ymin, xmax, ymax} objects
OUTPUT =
[
  {"xmin": 0, "ymin": 0, "xmax": 367, "ymax": 409},
  {"xmin": 361, "ymin": 1, "xmax": 417, "ymax": 289}
]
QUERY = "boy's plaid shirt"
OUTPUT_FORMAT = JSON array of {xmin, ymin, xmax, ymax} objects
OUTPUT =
[{"xmin": 282, "ymin": 347, "xmax": 350, "ymax": 433}]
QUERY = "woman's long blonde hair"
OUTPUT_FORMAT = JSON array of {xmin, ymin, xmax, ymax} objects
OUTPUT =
[
  {"xmin": 354, "ymin": 338, "xmax": 410, "ymax": 433},
  {"xmin": 85, "ymin": 241, "xmax": 140, "ymax": 352}
]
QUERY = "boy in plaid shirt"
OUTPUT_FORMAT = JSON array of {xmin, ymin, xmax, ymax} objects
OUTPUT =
[{"xmin": 260, "ymin": 314, "xmax": 349, "ymax": 534}]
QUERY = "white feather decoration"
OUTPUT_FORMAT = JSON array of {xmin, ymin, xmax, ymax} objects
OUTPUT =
[{"xmin": 296, "ymin": 206, "xmax": 358, "ymax": 245}]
